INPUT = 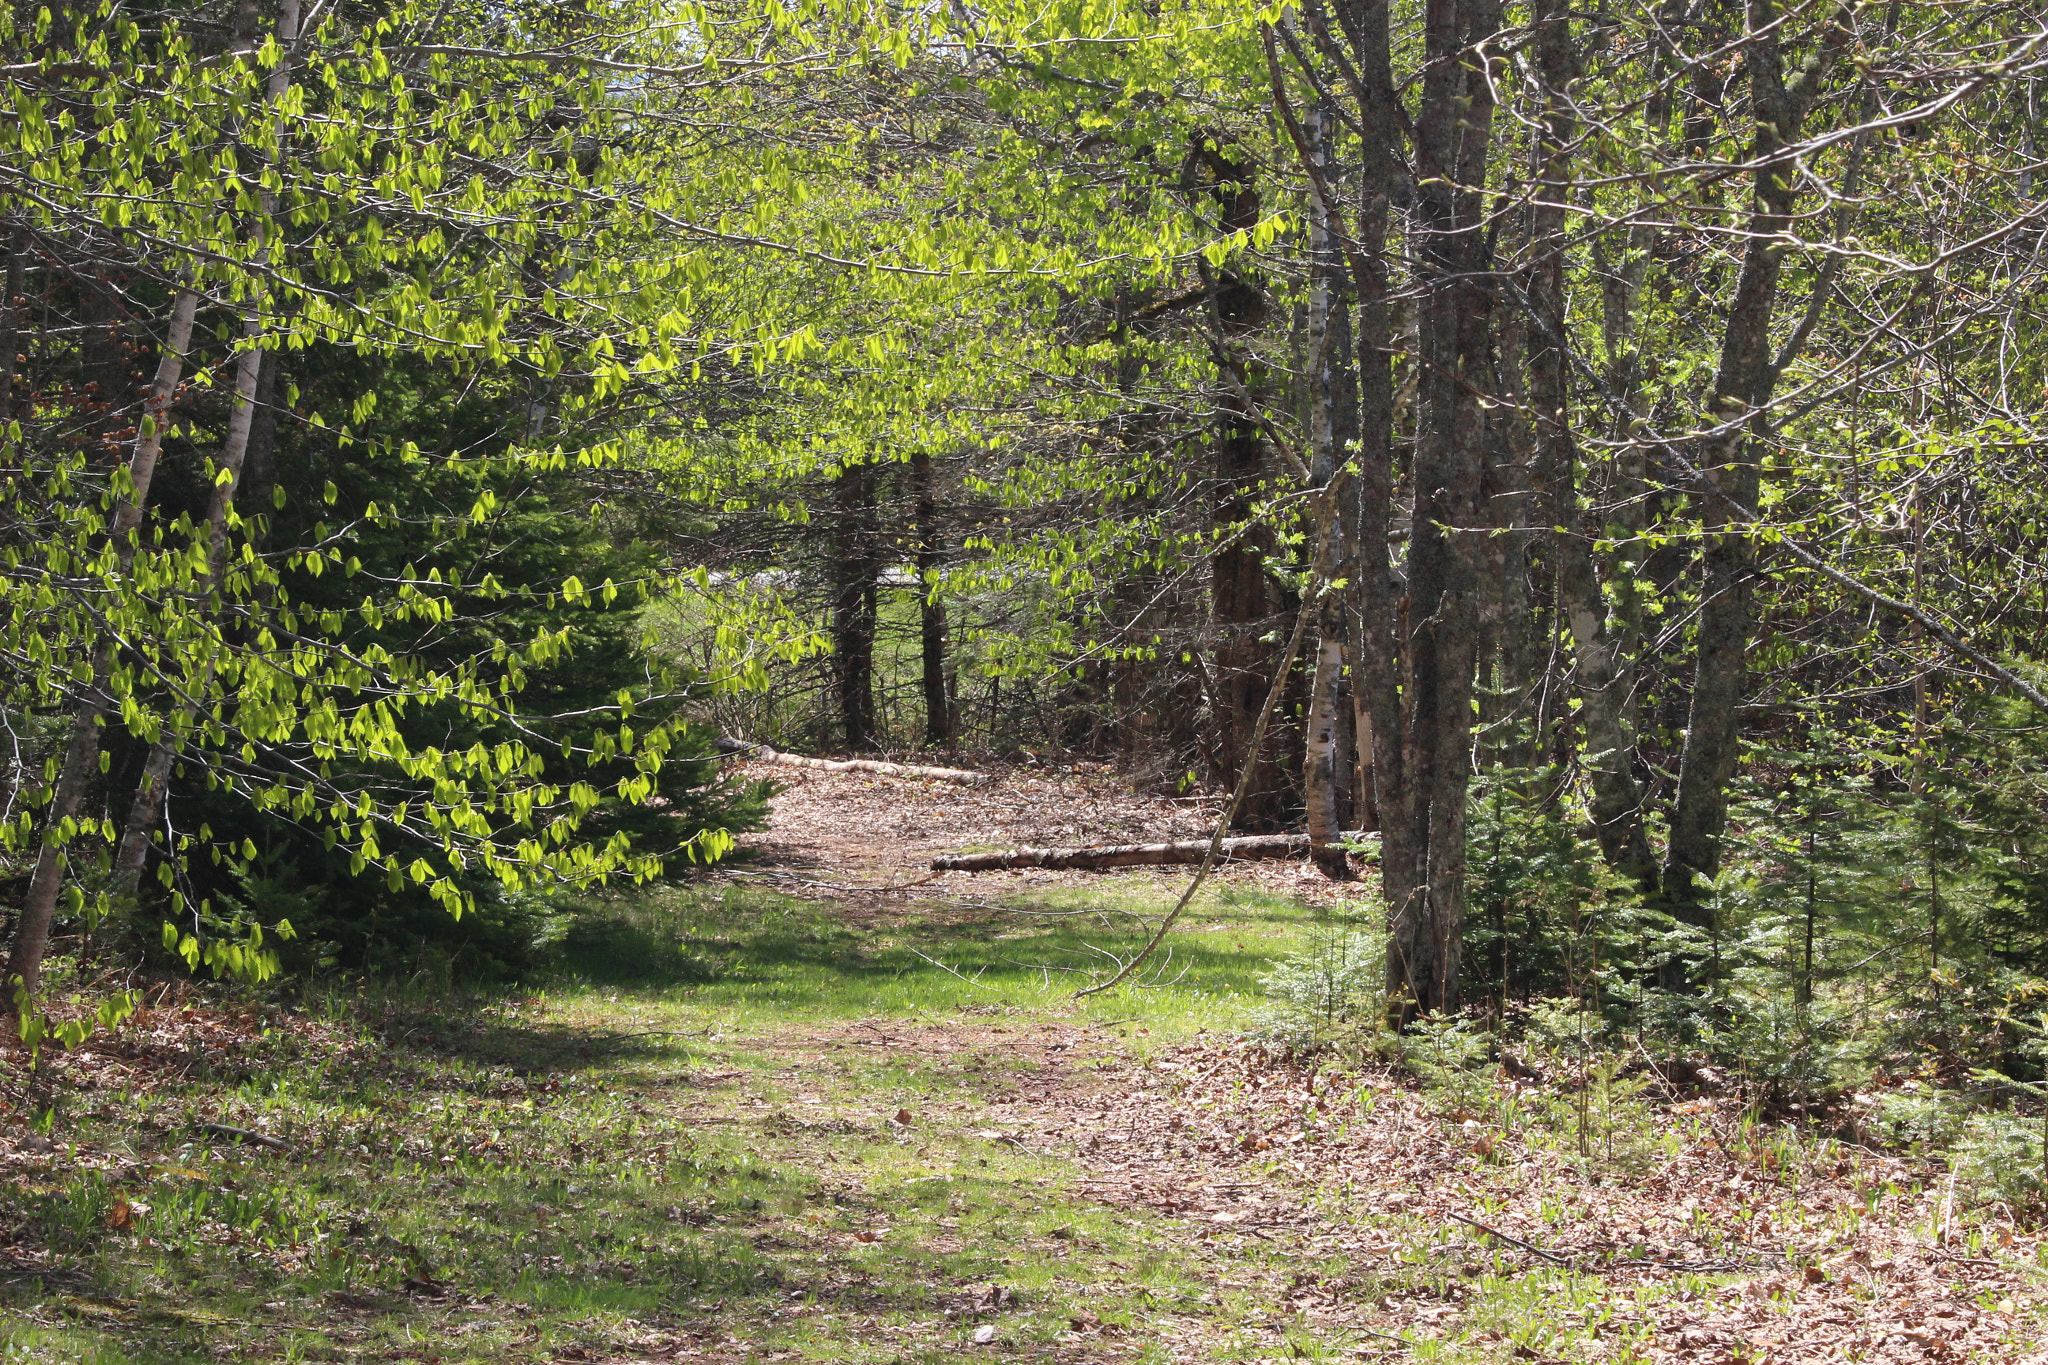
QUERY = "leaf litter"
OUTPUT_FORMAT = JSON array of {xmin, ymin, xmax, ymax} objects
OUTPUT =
[
  {"xmin": 729, "ymin": 762, "xmax": 2048, "ymax": 1363},
  {"xmin": 0, "ymin": 761, "xmax": 2040, "ymax": 1361}
]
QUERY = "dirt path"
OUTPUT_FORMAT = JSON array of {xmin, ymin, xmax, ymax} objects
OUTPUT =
[{"xmin": 730, "ymin": 758, "xmax": 1356, "ymax": 905}]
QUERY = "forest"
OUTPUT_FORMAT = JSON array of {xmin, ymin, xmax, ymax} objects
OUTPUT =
[{"xmin": 1, "ymin": 0, "xmax": 2047, "ymax": 1359}]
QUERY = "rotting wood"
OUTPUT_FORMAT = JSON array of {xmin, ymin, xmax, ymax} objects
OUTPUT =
[
  {"xmin": 932, "ymin": 832, "xmax": 1377, "ymax": 873},
  {"xmin": 717, "ymin": 740, "xmax": 987, "ymax": 785}
]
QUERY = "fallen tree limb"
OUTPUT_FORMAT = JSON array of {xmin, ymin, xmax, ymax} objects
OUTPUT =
[
  {"xmin": 717, "ymin": 740, "xmax": 987, "ymax": 786},
  {"xmin": 933, "ymin": 832, "xmax": 1375, "ymax": 873},
  {"xmin": 199, "ymin": 1122, "xmax": 292, "ymax": 1152}
]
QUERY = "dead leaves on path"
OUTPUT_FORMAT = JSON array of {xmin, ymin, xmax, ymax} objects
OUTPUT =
[
  {"xmin": 731, "ymin": 760, "xmax": 1360, "ymax": 907},
  {"xmin": 1038, "ymin": 1040, "xmax": 2048, "ymax": 1363}
]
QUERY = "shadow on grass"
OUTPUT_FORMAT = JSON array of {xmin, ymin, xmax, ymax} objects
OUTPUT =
[
  {"xmin": 539, "ymin": 880, "xmax": 1308, "ymax": 1010},
  {"xmin": 365, "ymin": 1002, "xmax": 700, "ymax": 1073},
  {"xmin": 0, "ymin": 876, "xmax": 1327, "ymax": 1362}
]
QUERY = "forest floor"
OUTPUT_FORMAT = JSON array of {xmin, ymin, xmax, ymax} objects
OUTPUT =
[{"xmin": 0, "ymin": 761, "xmax": 2044, "ymax": 1363}]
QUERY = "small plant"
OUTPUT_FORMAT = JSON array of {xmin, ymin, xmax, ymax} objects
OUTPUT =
[
  {"xmin": 1862, "ymin": 1081, "xmax": 1971, "ymax": 1155},
  {"xmin": 1397, "ymin": 1010, "xmax": 1494, "ymax": 1118},
  {"xmin": 1247, "ymin": 897, "xmax": 1386, "ymax": 1052},
  {"xmin": 1952, "ymin": 1109, "xmax": 2046, "ymax": 1210}
]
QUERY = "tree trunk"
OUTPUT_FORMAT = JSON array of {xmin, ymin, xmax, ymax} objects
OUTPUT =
[
  {"xmin": 8, "ymin": 286, "xmax": 201, "ymax": 1000},
  {"xmin": 1301, "ymin": 100, "xmax": 1360, "ymax": 880},
  {"xmin": 1660, "ymin": 2, "xmax": 1843, "ymax": 984},
  {"xmin": 934, "ymin": 832, "xmax": 1357, "ymax": 872},
  {"xmin": 910, "ymin": 450, "xmax": 953, "ymax": 747},
  {"xmin": 1325, "ymin": 0, "xmax": 1405, "ymax": 899},
  {"xmin": 1524, "ymin": 0, "xmax": 1659, "ymax": 891},
  {"xmin": 111, "ymin": 0, "xmax": 301, "ymax": 907},
  {"xmin": 0, "ymin": 226, "xmax": 26, "ymax": 426},
  {"xmin": 1187, "ymin": 132, "xmax": 1285, "ymax": 829},
  {"xmin": 111, "ymin": 333, "xmax": 268, "ymax": 902},
  {"xmin": 1382, "ymin": 0, "xmax": 1500, "ymax": 1023},
  {"xmin": 832, "ymin": 461, "xmax": 881, "ymax": 752},
  {"xmin": 729, "ymin": 744, "xmax": 985, "ymax": 785}
]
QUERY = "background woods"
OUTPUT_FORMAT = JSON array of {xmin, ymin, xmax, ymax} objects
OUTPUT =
[
  {"xmin": 2, "ymin": 0, "xmax": 2048, "ymax": 1182},
  {"xmin": 8, "ymin": 1, "xmax": 2048, "ymax": 1358}
]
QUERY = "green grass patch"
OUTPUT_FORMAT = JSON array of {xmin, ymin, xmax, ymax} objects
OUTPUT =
[
  {"xmin": 542, "ymin": 877, "xmax": 1322, "ymax": 1040},
  {"xmin": 0, "ymin": 877, "xmax": 1331, "ymax": 1362}
]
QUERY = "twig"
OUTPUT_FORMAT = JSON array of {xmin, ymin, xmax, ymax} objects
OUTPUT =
[
  {"xmin": 199, "ymin": 1122, "xmax": 291, "ymax": 1151},
  {"xmin": 1074, "ymin": 588, "xmax": 1319, "ymax": 999},
  {"xmin": 1443, "ymin": 1210, "xmax": 1572, "ymax": 1264},
  {"xmin": 907, "ymin": 949, "xmax": 999, "ymax": 992},
  {"xmin": 1353, "ymin": 1326, "xmax": 1413, "ymax": 1345}
]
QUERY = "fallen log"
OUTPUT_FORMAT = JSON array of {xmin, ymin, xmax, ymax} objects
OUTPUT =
[
  {"xmin": 717, "ymin": 739, "xmax": 988, "ymax": 786},
  {"xmin": 932, "ymin": 832, "xmax": 1375, "ymax": 873}
]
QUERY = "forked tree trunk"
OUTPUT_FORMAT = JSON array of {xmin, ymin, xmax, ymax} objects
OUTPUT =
[
  {"xmin": 1660, "ymin": 1, "xmax": 1844, "ymax": 985},
  {"xmin": 112, "ymin": 0, "xmax": 302, "ymax": 907},
  {"xmin": 111, "ymin": 339, "xmax": 268, "ymax": 901},
  {"xmin": 8, "ymin": 286, "xmax": 201, "ymax": 1000}
]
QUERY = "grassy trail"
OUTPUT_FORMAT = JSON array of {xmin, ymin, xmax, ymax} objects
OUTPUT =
[
  {"xmin": 2, "ymin": 779, "xmax": 2044, "ymax": 1363},
  {"xmin": 0, "ymin": 878, "xmax": 1361, "ymax": 1363}
]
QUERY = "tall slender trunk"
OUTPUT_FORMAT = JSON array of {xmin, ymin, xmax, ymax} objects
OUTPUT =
[
  {"xmin": 1660, "ymin": 0, "xmax": 1845, "ymax": 983},
  {"xmin": 112, "ymin": 0, "xmax": 301, "ymax": 905},
  {"xmin": 1524, "ymin": 0, "xmax": 1658, "ymax": 890},
  {"xmin": 1212, "ymin": 401, "xmax": 1283, "ymax": 825},
  {"xmin": 1591, "ymin": 220, "xmax": 1658, "ymax": 764},
  {"xmin": 1381, "ymin": 0, "xmax": 1500, "ymax": 1021},
  {"xmin": 0, "ymin": 227, "xmax": 26, "ymax": 426},
  {"xmin": 111, "ymin": 339, "xmax": 268, "ymax": 900},
  {"xmin": 1301, "ymin": 99, "xmax": 1360, "ymax": 879},
  {"xmin": 832, "ymin": 461, "xmax": 880, "ymax": 752},
  {"xmin": 1490, "ymin": 306, "xmax": 1547, "ymax": 777},
  {"xmin": 8, "ymin": 287, "xmax": 201, "ymax": 999},
  {"xmin": 1187, "ymin": 133, "xmax": 1285, "ymax": 828},
  {"xmin": 910, "ymin": 450, "xmax": 953, "ymax": 748},
  {"xmin": 1478, "ymin": 409, "xmax": 1536, "ymax": 758},
  {"xmin": 1325, "ymin": 0, "xmax": 1404, "ymax": 883}
]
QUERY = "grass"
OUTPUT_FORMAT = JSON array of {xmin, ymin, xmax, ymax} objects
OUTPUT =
[
  {"xmin": 2, "ymin": 876, "xmax": 2038, "ymax": 1362},
  {"xmin": 548, "ymin": 877, "xmax": 1316, "ymax": 1038},
  {"xmin": 0, "ymin": 877, "xmax": 1343, "ymax": 1362}
]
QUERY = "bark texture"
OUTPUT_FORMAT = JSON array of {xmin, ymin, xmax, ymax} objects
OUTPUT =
[
  {"xmin": 1300, "ymin": 99, "xmax": 1361, "ymax": 880},
  {"xmin": 934, "ymin": 832, "xmax": 1370, "ymax": 872},
  {"xmin": 1660, "ymin": 0, "xmax": 1843, "ymax": 982},
  {"xmin": 1377, "ymin": 0, "xmax": 1501, "ymax": 1021},
  {"xmin": 910, "ymin": 450, "xmax": 954, "ymax": 748},
  {"xmin": 831, "ymin": 461, "xmax": 881, "ymax": 752},
  {"xmin": 9, "ymin": 287, "xmax": 201, "ymax": 998},
  {"xmin": 1525, "ymin": 0, "xmax": 1658, "ymax": 890},
  {"xmin": 1187, "ymin": 132, "xmax": 1286, "ymax": 829}
]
